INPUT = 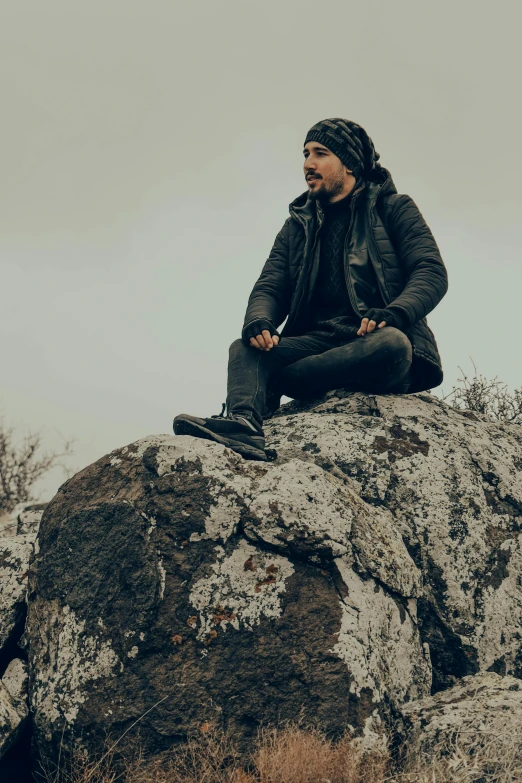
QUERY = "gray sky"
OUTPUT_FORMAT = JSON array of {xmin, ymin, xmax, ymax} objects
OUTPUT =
[{"xmin": 1, "ymin": 0, "xmax": 521, "ymax": 500}]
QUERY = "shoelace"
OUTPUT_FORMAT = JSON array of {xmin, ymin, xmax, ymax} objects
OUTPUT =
[
  {"xmin": 210, "ymin": 403, "xmax": 260, "ymax": 435},
  {"xmin": 211, "ymin": 402, "xmax": 227, "ymax": 419}
]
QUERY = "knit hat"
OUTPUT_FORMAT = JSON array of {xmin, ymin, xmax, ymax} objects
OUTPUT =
[{"xmin": 304, "ymin": 118, "xmax": 381, "ymax": 179}]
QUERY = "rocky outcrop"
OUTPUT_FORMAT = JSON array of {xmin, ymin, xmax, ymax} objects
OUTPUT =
[
  {"xmin": 0, "ymin": 504, "xmax": 45, "ymax": 763},
  {"xmin": 272, "ymin": 391, "xmax": 522, "ymax": 690},
  {"xmin": 1, "ymin": 503, "xmax": 44, "ymax": 653},
  {"xmin": 0, "ymin": 502, "xmax": 45, "ymax": 539},
  {"xmin": 0, "ymin": 677, "xmax": 28, "ymax": 758},
  {"xmin": 0, "ymin": 659, "xmax": 29, "ymax": 751},
  {"xmin": 3, "ymin": 659, "xmax": 29, "ymax": 704},
  {"xmin": 397, "ymin": 671, "xmax": 522, "ymax": 773},
  {"xmin": 0, "ymin": 538, "xmax": 33, "ymax": 653},
  {"xmin": 26, "ymin": 437, "xmax": 429, "ymax": 757},
  {"xmin": 22, "ymin": 391, "xmax": 522, "ymax": 761},
  {"xmin": 0, "ymin": 503, "xmax": 45, "ymax": 654}
]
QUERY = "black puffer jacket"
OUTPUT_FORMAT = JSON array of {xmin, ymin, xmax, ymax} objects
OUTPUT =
[{"xmin": 242, "ymin": 166, "xmax": 448, "ymax": 393}]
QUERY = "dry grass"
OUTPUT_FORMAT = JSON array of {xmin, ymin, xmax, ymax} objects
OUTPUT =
[
  {"xmin": 254, "ymin": 725, "xmax": 387, "ymax": 783},
  {"xmin": 126, "ymin": 728, "xmax": 389, "ymax": 783},
  {"xmin": 396, "ymin": 715, "xmax": 522, "ymax": 783},
  {"xmin": 127, "ymin": 732, "xmax": 247, "ymax": 783},
  {"xmin": 37, "ymin": 727, "xmax": 388, "ymax": 783},
  {"xmin": 37, "ymin": 748, "xmax": 120, "ymax": 783},
  {"xmin": 35, "ymin": 718, "xmax": 522, "ymax": 783}
]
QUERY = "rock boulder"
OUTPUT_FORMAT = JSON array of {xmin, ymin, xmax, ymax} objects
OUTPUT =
[
  {"xmin": 397, "ymin": 671, "xmax": 522, "ymax": 778},
  {"xmin": 0, "ymin": 504, "xmax": 45, "ymax": 764},
  {"xmin": 0, "ymin": 503, "xmax": 45, "ymax": 657},
  {"xmin": 25, "ymin": 391, "xmax": 522, "ymax": 760}
]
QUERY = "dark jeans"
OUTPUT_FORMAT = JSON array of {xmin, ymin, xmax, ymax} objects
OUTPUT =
[{"xmin": 227, "ymin": 327, "xmax": 412, "ymax": 430}]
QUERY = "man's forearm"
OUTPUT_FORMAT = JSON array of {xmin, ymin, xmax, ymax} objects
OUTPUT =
[
  {"xmin": 242, "ymin": 220, "xmax": 291, "ymax": 335},
  {"xmin": 384, "ymin": 261, "xmax": 448, "ymax": 326},
  {"xmin": 386, "ymin": 195, "xmax": 449, "ymax": 326}
]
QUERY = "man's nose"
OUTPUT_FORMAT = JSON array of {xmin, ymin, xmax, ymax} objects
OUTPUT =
[{"xmin": 304, "ymin": 159, "xmax": 316, "ymax": 172}]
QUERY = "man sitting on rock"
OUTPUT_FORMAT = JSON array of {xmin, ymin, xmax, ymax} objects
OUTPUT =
[{"xmin": 174, "ymin": 118, "xmax": 448, "ymax": 461}]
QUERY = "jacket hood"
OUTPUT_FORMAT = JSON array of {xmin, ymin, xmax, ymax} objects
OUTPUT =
[{"xmin": 289, "ymin": 165, "xmax": 398, "ymax": 223}]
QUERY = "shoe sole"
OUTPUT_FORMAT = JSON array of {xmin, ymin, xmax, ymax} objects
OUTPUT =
[{"xmin": 173, "ymin": 415, "xmax": 267, "ymax": 462}]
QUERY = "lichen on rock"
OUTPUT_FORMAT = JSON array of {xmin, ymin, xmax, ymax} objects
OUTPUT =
[
  {"xmin": 333, "ymin": 560, "xmax": 430, "ymax": 706},
  {"xmin": 0, "ymin": 679, "xmax": 28, "ymax": 758},
  {"xmin": 30, "ymin": 602, "xmax": 120, "ymax": 728},
  {"xmin": 189, "ymin": 539, "xmax": 295, "ymax": 640},
  {"xmin": 0, "ymin": 537, "xmax": 34, "ymax": 650},
  {"xmin": 21, "ymin": 391, "xmax": 522, "ymax": 763},
  {"xmin": 397, "ymin": 671, "xmax": 522, "ymax": 764}
]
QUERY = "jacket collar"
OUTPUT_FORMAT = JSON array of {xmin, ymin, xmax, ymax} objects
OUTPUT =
[
  {"xmin": 288, "ymin": 165, "xmax": 397, "ymax": 227},
  {"xmin": 364, "ymin": 165, "xmax": 397, "ymax": 207}
]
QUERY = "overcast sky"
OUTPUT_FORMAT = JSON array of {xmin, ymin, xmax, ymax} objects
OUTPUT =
[{"xmin": 1, "ymin": 0, "xmax": 521, "ymax": 500}]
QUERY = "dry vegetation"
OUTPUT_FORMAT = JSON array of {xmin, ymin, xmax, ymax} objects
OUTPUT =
[
  {"xmin": 441, "ymin": 362, "xmax": 522, "ymax": 424},
  {"xmin": 35, "ymin": 719, "xmax": 522, "ymax": 783},
  {"xmin": 0, "ymin": 416, "xmax": 73, "ymax": 515}
]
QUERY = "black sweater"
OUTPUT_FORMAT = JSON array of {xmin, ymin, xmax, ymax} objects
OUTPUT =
[{"xmin": 310, "ymin": 191, "xmax": 382, "ymax": 330}]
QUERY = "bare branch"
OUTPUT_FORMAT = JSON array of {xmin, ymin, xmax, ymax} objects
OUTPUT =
[
  {"xmin": 0, "ymin": 416, "xmax": 74, "ymax": 515},
  {"xmin": 439, "ymin": 361, "xmax": 522, "ymax": 424}
]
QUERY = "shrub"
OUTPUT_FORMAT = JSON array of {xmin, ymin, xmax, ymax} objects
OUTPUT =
[
  {"xmin": 0, "ymin": 417, "xmax": 73, "ymax": 515},
  {"xmin": 36, "ymin": 720, "xmax": 522, "ymax": 783},
  {"xmin": 441, "ymin": 362, "xmax": 522, "ymax": 423}
]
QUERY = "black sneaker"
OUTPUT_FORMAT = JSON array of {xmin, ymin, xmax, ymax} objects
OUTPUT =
[{"xmin": 173, "ymin": 407, "xmax": 266, "ymax": 461}]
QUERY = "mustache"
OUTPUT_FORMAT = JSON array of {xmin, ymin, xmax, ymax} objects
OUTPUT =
[{"xmin": 306, "ymin": 173, "xmax": 322, "ymax": 180}]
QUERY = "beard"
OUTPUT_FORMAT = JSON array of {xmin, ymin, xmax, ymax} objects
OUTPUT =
[{"xmin": 309, "ymin": 165, "xmax": 346, "ymax": 203}]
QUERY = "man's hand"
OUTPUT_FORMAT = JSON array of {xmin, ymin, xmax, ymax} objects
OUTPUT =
[
  {"xmin": 250, "ymin": 330, "xmax": 280, "ymax": 351},
  {"xmin": 357, "ymin": 307, "xmax": 406, "ymax": 336},
  {"xmin": 357, "ymin": 317, "xmax": 386, "ymax": 336},
  {"xmin": 242, "ymin": 318, "xmax": 280, "ymax": 349}
]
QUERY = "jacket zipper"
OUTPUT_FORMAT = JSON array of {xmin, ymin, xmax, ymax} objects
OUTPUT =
[
  {"xmin": 343, "ymin": 191, "xmax": 363, "ymax": 316},
  {"xmin": 287, "ymin": 210, "xmax": 323, "ymax": 327},
  {"xmin": 366, "ymin": 177, "xmax": 393, "ymax": 306},
  {"xmin": 366, "ymin": 218, "xmax": 391, "ymax": 305}
]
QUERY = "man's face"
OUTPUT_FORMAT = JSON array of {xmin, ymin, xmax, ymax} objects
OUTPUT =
[{"xmin": 303, "ymin": 141, "xmax": 355, "ymax": 202}]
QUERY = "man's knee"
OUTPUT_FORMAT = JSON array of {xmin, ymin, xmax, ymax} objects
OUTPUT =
[
  {"xmin": 229, "ymin": 338, "xmax": 246, "ymax": 360},
  {"xmin": 376, "ymin": 327, "xmax": 412, "ymax": 363},
  {"xmin": 370, "ymin": 328, "xmax": 412, "ymax": 392}
]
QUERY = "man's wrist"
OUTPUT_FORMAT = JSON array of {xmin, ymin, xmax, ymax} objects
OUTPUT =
[
  {"xmin": 242, "ymin": 319, "xmax": 279, "ymax": 346},
  {"xmin": 363, "ymin": 307, "xmax": 408, "ymax": 331}
]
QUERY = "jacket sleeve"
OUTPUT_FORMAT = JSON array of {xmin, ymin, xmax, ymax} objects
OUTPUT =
[
  {"xmin": 242, "ymin": 218, "xmax": 292, "ymax": 331},
  {"xmin": 383, "ymin": 195, "xmax": 448, "ymax": 327}
]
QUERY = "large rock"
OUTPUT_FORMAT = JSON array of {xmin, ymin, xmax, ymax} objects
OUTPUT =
[
  {"xmin": 0, "ymin": 504, "xmax": 45, "ymax": 655},
  {"xmin": 25, "ymin": 391, "xmax": 522, "ymax": 760},
  {"xmin": 0, "ymin": 504, "xmax": 44, "ymax": 763},
  {"xmin": 397, "ymin": 672, "xmax": 522, "ymax": 776},
  {"xmin": 0, "ymin": 538, "xmax": 34, "ymax": 652},
  {"xmin": 0, "ymin": 503, "xmax": 46, "ymax": 758},
  {"xmin": 270, "ymin": 391, "xmax": 522, "ymax": 689},
  {"xmin": 2, "ymin": 659, "xmax": 29, "ymax": 703},
  {"xmin": 0, "ymin": 503, "xmax": 46, "ymax": 539},
  {"xmin": 0, "ymin": 670, "xmax": 28, "ymax": 758}
]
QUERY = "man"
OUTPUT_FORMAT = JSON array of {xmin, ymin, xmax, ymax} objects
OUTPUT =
[{"xmin": 174, "ymin": 118, "xmax": 448, "ymax": 461}]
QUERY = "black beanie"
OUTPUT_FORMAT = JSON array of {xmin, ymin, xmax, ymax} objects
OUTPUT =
[{"xmin": 304, "ymin": 118, "xmax": 381, "ymax": 179}]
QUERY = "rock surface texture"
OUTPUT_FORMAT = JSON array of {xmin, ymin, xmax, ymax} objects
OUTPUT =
[
  {"xmin": 0, "ymin": 678, "xmax": 28, "ymax": 757},
  {"xmin": 0, "ymin": 504, "xmax": 44, "ymax": 761},
  {"xmin": 0, "ymin": 504, "xmax": 44, "ymax": 656},
  {"xmin": 24, "ymin": 392, "xmax": 522, "ymax": 759},
  {"xmin": 397, "ymin": 671, "xmax": 522, "ymax": 758}
]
